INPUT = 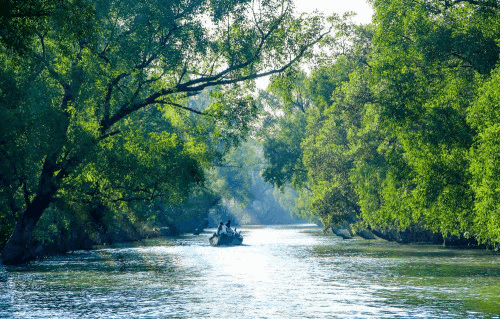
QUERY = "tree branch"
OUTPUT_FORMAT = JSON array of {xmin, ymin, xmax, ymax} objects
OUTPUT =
[
  {"xmin": 22, "ymin": 181, "xmax": 31, "ymax": 207},
  {"xmin": 100, "ymin": 8, "xmax": 332, "ymax": 135},
  {"xmin": 100, "ymin": 130, "xmax": 121, "ymax": 140},
  {"xmin": 37, "ymin": 33, "xmax": 45, "ymax": 57},
  {"xmin": 154, "ymin": 100, "xmax": 206, "ymax": 115},
  {"xmin": 112, "ymin": 193, "xmax": 164, "ymax": 203}
]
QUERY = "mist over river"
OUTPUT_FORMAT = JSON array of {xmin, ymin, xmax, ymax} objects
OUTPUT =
[{"xmin": 1, "ymin": 225, "xmax": 499, "ymax": 318}]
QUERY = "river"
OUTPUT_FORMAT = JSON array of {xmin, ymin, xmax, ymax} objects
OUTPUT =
[{"xmin": 1, "ymin": 225, "xmax": 499, "ymax": 318}]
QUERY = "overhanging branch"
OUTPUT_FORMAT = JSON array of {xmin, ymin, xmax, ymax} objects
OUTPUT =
[
  {"xmin": 99, "ymin": 10, "xmax": 333, "ymax": 135},
  {"xmin": 155, "ymin": 100, "xmax": 206, "ymax": 115}
]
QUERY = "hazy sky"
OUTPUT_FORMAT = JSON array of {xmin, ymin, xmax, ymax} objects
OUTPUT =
[{"xmin": 294, "ymin": 0, "xmax": 374, "ymax": 24}]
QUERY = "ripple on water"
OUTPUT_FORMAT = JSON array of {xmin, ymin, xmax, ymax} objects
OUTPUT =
[{"xmin": 1, "ymin": 225, "xmax": 500, "ymax": 318}]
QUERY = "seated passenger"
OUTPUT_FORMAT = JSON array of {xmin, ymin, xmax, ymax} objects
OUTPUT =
[
  {"xmin": 221, "ymin": 222, "xmax": 228, "ymax": 235},
  {"xmin": 216, "ymin": 222, "xmax": 224, "ymax": 236},
  {"xmin": 225, "ymin": 220, "xmax": 232, "ymax": 233}
]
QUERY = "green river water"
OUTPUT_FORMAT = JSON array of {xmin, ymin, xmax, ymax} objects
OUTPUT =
[{"xmin": 1, "ymin": 225, "xmax": 499, "ymax": 318}]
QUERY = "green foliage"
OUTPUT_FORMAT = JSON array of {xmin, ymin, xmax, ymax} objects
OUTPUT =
[
  {"xmin": 158, "ymin": 185, "xmax": 221, "ymax": 231},
  {"xmin": 208, "ymin": 140, "xmax": 258, "ymax": 206},
  {"xmin": 267, "ymin": 69, "xmax": 311, "ymax": 113},
  {"xmin": 3, "ymin": 0, "xmax": 500, "ymax": 257},
  {"xmin": 206, "ymin": 85, "xmax": 260, "ymax": 150},
  {"xmin": 366, "ymin": 0, "xmax": 498, "ymax": 239},
  {"xmin": 0, "ymin": 0, "xmax": 331, "ymax": 258},
  {"xmin": 0, "ymin": 0, "xmax": 96, "ymax": 54},
  {"xmin": 350, "ymin": 0, "xmax": 498, "ymax": 242},
  {"xmin": 301, "ymin": 57, "xmax": 371, "ymax": 227},
  {"xmin": 261, "ymin": 111, "xmax": 308, "ymax": 189},
  {"xmin": 256, "ymin": 0, "xmax": 500, "ymax": 246},
  {"xmin": 468, "ymin": 67, "xmax": 500, "ymax": 244},
  {"xmin": 206, "ymin": 138, "xmax": 305, "ymax": 225}
]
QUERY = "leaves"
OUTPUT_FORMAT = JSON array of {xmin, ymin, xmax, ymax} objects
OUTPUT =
[
  {"xmin": 0, "ymin": 0, "xmax": 331, "ymax": 254},
  {"xmin": 257, "ymin": 0, "xmax": 500, "ymax": 246}
]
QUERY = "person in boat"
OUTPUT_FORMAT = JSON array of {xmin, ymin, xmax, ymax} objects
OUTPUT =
[
  {"xmin": 216, "ymin": 222, "xmax": 227, "ymax": 236},
  {"xmin": 225, "ymin": 220, "xmax": 233, "ymax": 234}
]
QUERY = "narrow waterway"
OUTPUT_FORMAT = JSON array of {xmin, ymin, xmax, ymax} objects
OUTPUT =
[{"xmin": 1, "ymin": 225, "xmax": 499, "ymax": 318}]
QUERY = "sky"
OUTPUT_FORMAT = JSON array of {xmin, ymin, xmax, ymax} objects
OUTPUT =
[{"xmin": 294, "ymin": 0, "xmax": 374, "ymax": 24}]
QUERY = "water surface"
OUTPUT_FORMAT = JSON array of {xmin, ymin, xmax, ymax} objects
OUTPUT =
[{"xmin": 1, "ymin": 225, "xmax": 499, "ymax": 318}]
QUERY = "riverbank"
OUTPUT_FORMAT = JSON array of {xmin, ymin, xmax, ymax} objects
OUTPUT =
[{"xmin": 329, "ymin": 223, "xmax": 499, "ymax": 250}]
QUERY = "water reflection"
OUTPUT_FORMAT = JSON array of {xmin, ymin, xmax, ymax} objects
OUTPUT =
[{"xmin": 1, "ymin": 225, "xmax": 499, "ymax": 318}]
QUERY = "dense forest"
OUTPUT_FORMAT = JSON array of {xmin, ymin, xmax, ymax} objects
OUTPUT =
[
  {"xmin": 1, "ymin": 0, "xmax": 499, "ymax": 264},
  {"xmin": 260, "ymin": 0, "xmax": 500, "ymax": 247}
]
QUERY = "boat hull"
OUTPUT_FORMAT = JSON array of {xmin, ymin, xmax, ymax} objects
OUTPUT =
[{"xmin": 209, "ymin": 233, "xmax": 243, "ymax": 246}]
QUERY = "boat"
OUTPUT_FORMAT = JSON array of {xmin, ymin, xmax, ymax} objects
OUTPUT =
[{"xmin": 209, "ymin": 231, "xmax": 243, "ymax": 246}]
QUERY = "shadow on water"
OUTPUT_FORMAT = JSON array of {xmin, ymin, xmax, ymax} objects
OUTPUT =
[
  {"xmin": 0, "ymin": 263, "xmax": 11, "ymax": 315},
  {"xmin": 0, "ymin": 237, "xmax": 205, "ymax": 319},
  {"xmin": 314, "ymin": 239, "xmax": 500, "ymax": 258},
  {"xmin": 6, "ymin": 241, "xmax": 178, "ymax": 275}
]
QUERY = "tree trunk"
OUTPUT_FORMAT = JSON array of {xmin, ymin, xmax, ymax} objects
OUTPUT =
[
  {"xmin": 0, "ymin": 196, "xmax": 52, "ymax": 264},
  {"xmin": 1, "ymin": 157, "xmax": 59, "ymax": 265},
  {"xmin": 0, "ymin": 68, "xmax": 76, "ymax": 265}
]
